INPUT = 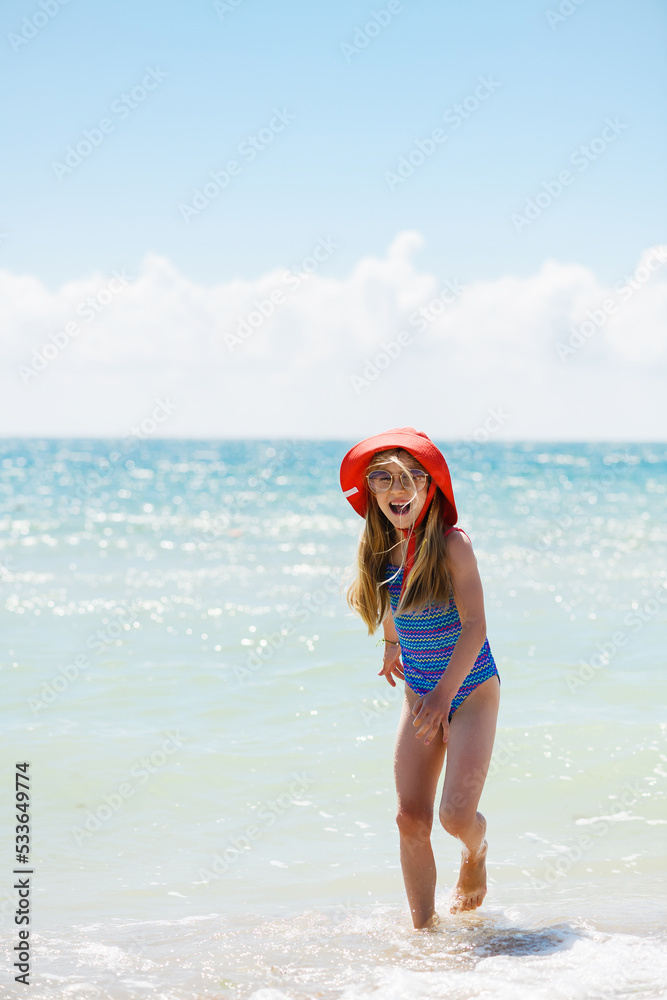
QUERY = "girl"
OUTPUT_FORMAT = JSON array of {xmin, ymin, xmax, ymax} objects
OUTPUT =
[{"xmin": 340, "ymin": 427, "xmax": 500, "ymax": 928}]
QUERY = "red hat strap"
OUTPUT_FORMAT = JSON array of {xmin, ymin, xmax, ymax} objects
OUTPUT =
[
  {"xmin": 399, "ymin": 530, "xmax": 417, "ymax": 602},
  {"xmin": 397, "ymin": 480, "xmax": 436, "ymax": 602}
]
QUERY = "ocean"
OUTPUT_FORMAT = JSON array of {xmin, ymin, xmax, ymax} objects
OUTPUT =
[{"xmin": 1, "ymin": 436, "xmax": 665, "ymax": 1000}]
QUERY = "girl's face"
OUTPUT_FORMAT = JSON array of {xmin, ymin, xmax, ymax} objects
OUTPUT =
[{"xmin": 367, "ymin": 450, "xmax": 430, "ymax": 530}]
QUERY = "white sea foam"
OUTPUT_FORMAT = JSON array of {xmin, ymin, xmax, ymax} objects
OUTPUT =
[{"xmin": 1, "ymin": 908, "xmax": 667, "ymax": 999}]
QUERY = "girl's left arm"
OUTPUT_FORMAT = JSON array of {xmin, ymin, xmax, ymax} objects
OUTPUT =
[{"xmin": 411, "ymin": 531, "xmax": 488, "ymax": 745}]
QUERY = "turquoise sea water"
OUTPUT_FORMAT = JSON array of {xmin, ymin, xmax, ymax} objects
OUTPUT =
[{"xmin": 1, "ymin": 437, "xmax": 666, "ymax": 999}]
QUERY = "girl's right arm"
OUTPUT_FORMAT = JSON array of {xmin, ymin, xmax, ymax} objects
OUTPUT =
[
  {"xmin": 378, "ymin": 613, "xmax": 404, "ymax": 687},
  {"xmin": 383, "ymin": 612, "xmax": 400, "ymax": 645}
]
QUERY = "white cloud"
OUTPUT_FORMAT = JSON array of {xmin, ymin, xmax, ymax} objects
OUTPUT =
[{"xmin": 1, "ymin": 233, "xmax": 666, "ymax": 439}]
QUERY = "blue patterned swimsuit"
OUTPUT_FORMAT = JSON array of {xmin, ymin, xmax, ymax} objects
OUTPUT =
[{"xmin": 385, "ymin": 528, "xmax": 499, "ymax": 718}]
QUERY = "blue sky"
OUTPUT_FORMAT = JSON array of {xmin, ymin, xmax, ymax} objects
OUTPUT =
[
  {"xmin": 3, "ymin": 0, "xmax": 666, "ymax": 286},
  {"xmin": 1, "ymin": 0, "xmax": 666, "ymax": 439}
]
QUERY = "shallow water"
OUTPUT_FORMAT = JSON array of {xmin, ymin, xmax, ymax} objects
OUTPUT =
[{"xmin": 1, "ymin": 438, "xmax": 665, "ymax": 998}]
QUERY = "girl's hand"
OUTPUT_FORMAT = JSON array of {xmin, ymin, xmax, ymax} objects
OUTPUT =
[
  {"xmin": 411, "ymin": 688, "xmax": 452, "ymax": 746},
  {"xmin": 378, "ymin": 641, "xmax": 404, "ymax": 687}
]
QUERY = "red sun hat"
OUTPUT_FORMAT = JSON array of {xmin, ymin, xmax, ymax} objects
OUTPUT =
[
  {"xmin": 340, "ymin": 427, "xmax": 458, "ymax": 600},
  {"xmin": 339, "ymin": 426, "xmax": 457, "ymax": 524}
]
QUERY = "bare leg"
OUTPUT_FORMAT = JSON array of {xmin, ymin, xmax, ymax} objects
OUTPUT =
[
  {"xmin": 438, "ymin": 675, "xmax": 500, "ymax": 914},
  {"xmin": 394, "ymin": 687, "xmax": 447, "ymax": 928}
]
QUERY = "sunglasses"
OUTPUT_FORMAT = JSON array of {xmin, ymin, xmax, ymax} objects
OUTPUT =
[{"xmin": 366, "ymin": 469, "xmax": 430, "ymax": 494}]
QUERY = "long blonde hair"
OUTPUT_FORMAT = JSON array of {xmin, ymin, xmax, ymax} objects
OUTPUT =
[{"xmin": 345, "ymin": 449, "xmax": 455, "ymax": 634}]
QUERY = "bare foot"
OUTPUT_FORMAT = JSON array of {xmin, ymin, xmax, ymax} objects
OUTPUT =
[
  {"xmin": 413, "ymin": 912, "xmax": 440, "ymax": 931},
  {"xmin": 449, "ymin": 838, "xmax": 488, "ymax": 914}
]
